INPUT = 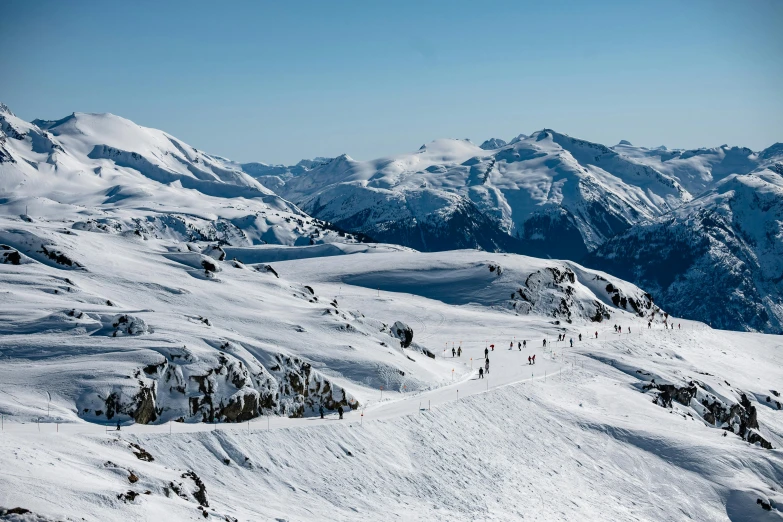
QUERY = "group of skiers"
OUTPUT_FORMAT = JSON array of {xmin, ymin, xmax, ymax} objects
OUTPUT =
[{"xmin": 613, "ymin": 324, "xmax": 630, "ymax": 334}]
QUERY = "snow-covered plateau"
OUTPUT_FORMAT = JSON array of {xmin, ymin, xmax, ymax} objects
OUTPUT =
[{"xmin": 0, "ymin": 102, "xmax": 782, "ymax": 521}]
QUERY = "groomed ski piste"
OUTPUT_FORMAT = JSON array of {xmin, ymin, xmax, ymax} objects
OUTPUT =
[{"xmin": 1, "ymin": 217, "xmax": 783, "ymax": 521}]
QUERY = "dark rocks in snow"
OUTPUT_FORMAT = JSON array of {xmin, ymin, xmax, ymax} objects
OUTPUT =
[
  {"xmin": 254, "ymin": 263, "xmax": 279, "ymax": 278},
  {"xmin": 645, "ymin": 379, "xmax": 773, "ymax": 449},
  {"xmin": 645, "ymin": 381, "xmax": 697, "ymax": 408},
  {"xmin": 181, "ymin": 471, "xmax": 209, "ymax": 508},
  {"xmin": 111, "ymin": 314, "xmax": 149, "ymax": 336},
  {"xmin": 757, "ymin": 498, "xmax": 772, "ymax": 511},
  {"xmin": 129, "ymin": 442, "xmax": 155, "ymax": 462},
  {"xmin": 390, "ymin": 321, "xmax": 414, "ymax": 348},
  {"xmin": 201, "ymin": 258, "xmax": 218, "ymax": 272},
  {"xmin": 39, "ymin": 244, "xmax": 83, "ymax": 268},
  {"xmin": 0, "ymin": 245, "xmax": 21, "ymax": 265},
  {"xmin": 117, "ymin": 490, "xmax": 139, "ymax": 503}
]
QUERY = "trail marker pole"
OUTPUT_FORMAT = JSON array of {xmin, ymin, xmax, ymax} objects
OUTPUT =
[
  {"xmin": 428, "ymin": 400, "xmax": 431, "ymax": 411},
  {"xmin": 452, "ymin": 369, "xmax": 454, "ymax": 382},
  {"xmin": 457, "ymin": 389, "xmax": 459, "ymax": 400},
  {"xmin": 268, "ymin": 415, "xmax": 270, "ymax": 431},
  {"xmin": 380, "ymin": 386, "xmax": 384, "ymax": 401},
  {"xmin": 170, "ymin": 421, "xmax": 172, "ymax": 435},
  {"xmin": 470, "ymin": 357, "xmax": 473, "ymax": 369},
  {"xmin": 37, "ymin": 417, "xmax": 40, "ymax": 431}
]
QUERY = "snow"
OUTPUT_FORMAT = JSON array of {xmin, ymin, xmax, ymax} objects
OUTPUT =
[{"xmin": 1, "ymin": 102, "xmax": 782, "ymax": 521}]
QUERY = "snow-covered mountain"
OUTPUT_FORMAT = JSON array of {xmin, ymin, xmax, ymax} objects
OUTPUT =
[
  {"xmin": 585, "ymin": 168, "xmax": 783, "ymax": 333},
  {"xmin": 246, "ymin": 132, "xmax": 783, "ymax": 333},
  {"xmin": 0, "ymin": 103, "xmax": 358, "ymax": 247},
  {"xmin": 261, "ymin": 131, "xmax": 691, "ymax": 260}
]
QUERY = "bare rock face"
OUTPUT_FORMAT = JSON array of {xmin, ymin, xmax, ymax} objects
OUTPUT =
[{"xmin": 390, "ymin": 321, "xmax": 413, "ymax": 348}]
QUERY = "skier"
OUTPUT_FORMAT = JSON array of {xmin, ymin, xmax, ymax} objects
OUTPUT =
[
  {"xmin": 578, "ymin": 333, "xmax": 582, "ymax": 342},
  {"xmin": 338, "ymin": 405, "xmax": 344, "ymax": 420},
  {"xmin": 116, "ymin": 420, "xmax": 121, "ymax": 431},
  {"xmin": 678, "ymin": 324, "xmax": 681, "ymax": 330},
  {"xmin": 648, "ymin": 321, "xmax": 651, "ymax": 329},
  {"xmin": 528, "ymin": 355, "xmax": 531, "ymax": 365},
  {"xmin": 457, "ymin": 346, "xmax": 462, "ymax": 357},
  {"xmin": 543, "ymin": 339, "xmax": 547, "ymax": 348},
  {"xmin": 484, "ymin": 347, "xmax": 489, "ymax": 359},
  {"xmin": 518, "ymin": 341, "xmax": 522, "ymax": 351},
  {"xmin": 522, "ymin": 340, "xmax": 527, "ymax": 349},
  {"xmin": 532, "ymin": 354, "xmax": 536, "ymax": 365},
  {"xmin": 627, "ymin": 327, "xmax": 631, "ymax": 334},
  {"xmin": 510, "ymin": 341, "xmax": 513, "ymax": 350},
  {"xmin": 479, "ymin": 367, "xmax": 484, "ymax": 379},
  {"xmin": 485, "ymin": 359, "xmax": 490, "ymax": 374},
  {"xmin": 570, "ymin": 338, "xmax": 573, "ymax": 347},
  {"xmin": 595, "ymin": 331, "xmax": 598, "ymax": 339},
  {"xmin": 319, "ymin": 404, "xmax": 325, "ymax": 419},
  {"xmin": 490, "ymin": 344, "xmax": 495, "ymax": 351},
  {"xmin": 452, "ymin": 347, "xmax": 456, "ymax": 357}
]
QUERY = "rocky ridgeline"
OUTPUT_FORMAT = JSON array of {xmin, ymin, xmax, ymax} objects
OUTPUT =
[
  {"xmin": 509, "ymin": 266, "xmax": 611, "ymax": 323},
  {"xmin": 643, "ymin": 379, "xmax": 774, "ymax": 449},
  {"xmin": 80, "ymin": 342, "xmax": 359, "ymax": 425}
]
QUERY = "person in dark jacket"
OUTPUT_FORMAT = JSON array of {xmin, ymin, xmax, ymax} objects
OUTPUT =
[
  {"xmin": 319, "ymin": 404, "xmax": 325, "ymax": 419},
  {"xmin": 338, "ymin": 406, "xmax": 344, "ymax": 420}
]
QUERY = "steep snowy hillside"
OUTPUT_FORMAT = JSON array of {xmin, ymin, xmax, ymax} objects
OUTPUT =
[
  {"xmin": 266, "ymin": 131, "xmax": 690, "ymax": 260},
  {"xmin": 585, "ymin": 168, "xmax": 783, "ymax": 334},
  {"xmin": 0, "ymin": 103, "xmax": 355, "ymax": 247}
]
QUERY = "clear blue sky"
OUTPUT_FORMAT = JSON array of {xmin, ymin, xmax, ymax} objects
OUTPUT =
[{"xmin": 1, "ymin": 0, "xmax": 781, "ymax": 164}]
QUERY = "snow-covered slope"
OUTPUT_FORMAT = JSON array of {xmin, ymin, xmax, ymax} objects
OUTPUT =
[
  {"xmin": 0, "ymin": 103, "xmax": 357, "ymax": 247},
  {"xmin": 585, "ymin": 167, "xmax": 783, "ymax": 333},
  {"xmin": 0, "ymin": 211, "xmax": 655, "ymax": 427},
  {"xmin": 2, "ymin": 218, "xmax": 783, "ymax": 520}
]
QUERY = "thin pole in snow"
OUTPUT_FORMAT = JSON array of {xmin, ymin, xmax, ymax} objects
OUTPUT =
[
  {"xmin": 170, "ymin": 421, "xmax": 172, "ymax": 435},
  {"xmin": 457, "ymin": 389, "xmax": 459, "ymax": 400},
  {"xmin": 268, "ymin": 415, "xmax": 270, "ymax": 431},
  {"xmin": 428, "ymin": 400, "xmax": 431, "ymax": 411}
]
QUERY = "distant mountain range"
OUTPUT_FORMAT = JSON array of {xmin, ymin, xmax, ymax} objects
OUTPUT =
[{"xmin": 2, "ymin": 102, "xmax": 781, "ymax": 332}]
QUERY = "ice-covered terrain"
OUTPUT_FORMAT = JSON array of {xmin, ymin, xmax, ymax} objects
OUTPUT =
[{"xmin": 1, "ymin": 101, "xmax": 783, "ymax": 521}]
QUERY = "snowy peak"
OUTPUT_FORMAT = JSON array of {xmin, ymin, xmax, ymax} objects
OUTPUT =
[
  {"xmin": 0, "ymin": 103, "xmax": 364, "ymax": 248},
  {"xmin": 480, "ymin": 138, "xmax": 507, "ymax": 150}
]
